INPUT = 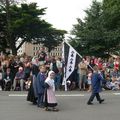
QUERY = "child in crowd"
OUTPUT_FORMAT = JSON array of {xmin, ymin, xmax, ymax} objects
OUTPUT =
[
  {"xmin": 25, "ymin": 77, "xmax": 31, "ymax": 90},
  {"xmin": 87, "ymin": 69, "xmax": 92, "ymax": 92}
]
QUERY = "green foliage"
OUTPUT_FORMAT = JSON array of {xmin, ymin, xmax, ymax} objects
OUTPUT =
[
  {"xmin": 0, "ymin": 2, "xmax": 66, "ymax": 55},
  {"xmin": 102, "ymin": 0, "xmax": 120, "ymax": 55},
  {"xmin": 103, "ymin": 0, "xmax": 120, "ymax": 29},
  {"xmin": 10, "ymin": 3, "xmax": 50, "ymax": 41},
  {"xmin": 70, "ymin": 0, "xmax": 120, "ymax": 57},
  {"xmin": 0, "ymin": 6, "xmax": 8, "ymax": 52}
]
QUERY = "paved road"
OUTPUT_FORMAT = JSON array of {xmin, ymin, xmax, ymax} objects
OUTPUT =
[{"xmin": 0, "ymin": 91, "xmax": 120, "ymax": 120}]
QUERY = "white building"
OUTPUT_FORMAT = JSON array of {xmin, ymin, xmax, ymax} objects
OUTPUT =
[{"xmin": 17, "ymin": 40, "xmax": 62, "ymax": 57}]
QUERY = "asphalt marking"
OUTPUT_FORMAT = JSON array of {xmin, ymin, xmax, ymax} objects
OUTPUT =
[
  {"xmin": 56, "ymin": 94, "xmax": 84, "ymax": 97},
  {"xmin": 8, "ymin": 92, "xmax": 120, "ymax": 97},
  {"xmin": 113, "ymin": 93, "xmax": 120, "ymax": 95},
  {"xmin": 9, "ymin": 94, "xmax": 27, "ymax": 97},
  {"xmin": 9, "ymin": 94, "xmax": 84, "ymax": 97}
]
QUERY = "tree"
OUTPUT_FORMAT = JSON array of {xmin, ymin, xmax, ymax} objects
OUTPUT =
[
  {"xmin": 0, "ymin": 4, "xmax": 8, "ymax": 53},
  {"xmin": 69, "ymin": 0, "xmax": 120, "ymax": 57},
  {"xmin": 34, "ymin": 28, "xmax": 66, "ymax": 52},
  {"xmin": 70, "ymin": 0, "xmax": 105, "ymax": 57},
  {"xmin": 0, "ymin": 2, "xmax": 66, "ymax": 55},
  {"xmin": 0, "ymin": 0, "xmax": 25, "ymax": 54},
  {"xmin": 103, "ymin": 0, "xmax": 120, "ymax": 30},
  {"xmin": 102, "ymin": 0, "xmax": 120, "ymax": 55},
  {"xmin": 0, "ymin": 0, "xmax": 25, "ymax": 6}
]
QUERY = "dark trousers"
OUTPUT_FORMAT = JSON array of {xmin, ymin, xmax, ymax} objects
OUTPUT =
[
  {"xmin": 88, "ymin": 92, "xmax": 101, "ymax": 103},
  {"xmin": 0, "ymin": 80, "xmax": 4, "ymax": 90},
  {"xmin": 37, "ymin": 93, "xmax": 44, "ymax": 106}
]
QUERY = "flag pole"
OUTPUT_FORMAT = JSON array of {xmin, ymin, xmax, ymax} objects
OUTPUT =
[
  {"xmin": 64, "ymin": 40, "xmax": 83, "ymax": 58},
  {"xmin": 62, "ymin": 40, "xmax": 68, "ymax": 91}
]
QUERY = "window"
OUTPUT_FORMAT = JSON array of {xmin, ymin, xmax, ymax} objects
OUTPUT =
[{"xmin": 33, "ymin": 47, "xmax": 35, "ymax": 50}]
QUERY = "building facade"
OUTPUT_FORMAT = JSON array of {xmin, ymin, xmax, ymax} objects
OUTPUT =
[{"xmin": 17, "ymin": 41, "xmax": 62, "ymax": 57}]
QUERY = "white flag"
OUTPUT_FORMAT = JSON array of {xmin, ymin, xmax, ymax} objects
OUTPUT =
[{"xmin": 62, "ymin": 41, "xmax": 82, "ymax": 91}]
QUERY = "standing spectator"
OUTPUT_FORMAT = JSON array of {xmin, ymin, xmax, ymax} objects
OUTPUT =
[
  {"xmin": 1, "ymin": 55, "xmax": 9, "ymax": 73},
  {"xmin": 9, "ymin": 57, "xmax": 20, "ymax": 84},
  {"xmin": 88, "ymin": 59, "xmax": 95, "ymax": 71},
  {"xmin": 78, "ymin": 58, "xmax": 87, "ymax": 90},
  {"xmin": 24, "ymin": 57, "xmax": 31, "ymax": 81},
  {"xmin": 55, "ymin": 57, "xmax": 63, "ymax": 90},
  {"xmin": 38, "ymin": 47, "xmax": 47, "ymax": 65},
  {"xmin": 87, "ymin": 65, "xmax": 104, "ymax": 105},
  {"xmin": 50, "ymin": 57, "xmax": 62, "ymax": 90},
  {"xmin": 50, "ymin": 56, "xmax": 59, "ymax": 73},
  {"xmin": 114, "ymin": 57, "xmax": 120, "ymax": 70}
]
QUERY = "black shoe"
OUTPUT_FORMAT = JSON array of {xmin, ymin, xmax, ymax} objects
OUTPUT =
[
  {"xmin": 44, "ymin": 107, "xmax": 51, "ymax": 111},
  {"xmin": 79, "ymin": 89, "xmax": 82, "ymax": 91},
  {"xmin": 87, "ymin": 102, "xmax": 93, "ymax": 105},
  {"xmin": 38, "ymin": 104, "xmax": 44, "ymax": 108},
  {"xmin": 99, "ymin": 99, "xmax": 104, "ymax": 104},
  {"xmin": 39, "ymin": 105, "xmax": 44, "ymax": 108},
  {"xmin": 33, "ymin": 102, "xmax": 37, "ymax": 105}
]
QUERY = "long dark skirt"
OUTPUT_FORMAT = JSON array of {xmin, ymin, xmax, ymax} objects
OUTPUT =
[
  {"xmin": 27, "ymin": 80, "xmax": 37, "ymax": 104},
  {"xmin": 44, "ymin": 88, "xmax": 57, "ymax": 107}
]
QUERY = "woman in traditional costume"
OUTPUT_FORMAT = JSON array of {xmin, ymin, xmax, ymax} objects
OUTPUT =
[{"xmin": 27, "ymin": 56, "xmax": 39, "ymax": 104}]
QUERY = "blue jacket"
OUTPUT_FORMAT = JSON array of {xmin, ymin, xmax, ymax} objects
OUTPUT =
[
  {"xmin": 36, "ymin": 72, "xmax": 46, "ymax": 94},
  {"xmin": 91, "ymin": 72, "xmax": 103, "ymax": 93}
]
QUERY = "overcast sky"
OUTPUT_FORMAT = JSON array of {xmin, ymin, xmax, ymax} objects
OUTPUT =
[{"xmin": 27, "ymin": 0, "xmax": 100, "ymax": 33}]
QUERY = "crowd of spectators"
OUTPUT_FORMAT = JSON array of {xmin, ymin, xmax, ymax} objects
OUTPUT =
[
  {"xmin": 76, "ymin": 56, "xmax": 120, "ymax": 91},
  {"xmin": 65, "ymin": 56, "xmax": 120, "ymax": 91},
  {"xmin": 0, "ymin": 50, "xmax": 120, "ymax": 91}
]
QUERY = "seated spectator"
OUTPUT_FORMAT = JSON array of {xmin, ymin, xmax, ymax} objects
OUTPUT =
[
  {"xmin": 13, "ymin": 67, "xmax": 25, "ymax": 91},
  {"xmin": 0, "ymin": 67, "xmax": 4, "ymax": 90},
  {"xmin": 104, "ymin": 73, "xmax": 112, "ymax": 90},
  {"xmin": 110, "ymin": 67, "xmax": 120, "ymax": 80},
  {"xmin": 67, "ymin": 68, "xmax": 78, "ymax": 91},
  {"xmin": 110, "ymin": 79, "xmax": 120, "ymax": 90},
  {"xmin": 3, "ymin": 68, "xmax": 12, "ymax": 91}
]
